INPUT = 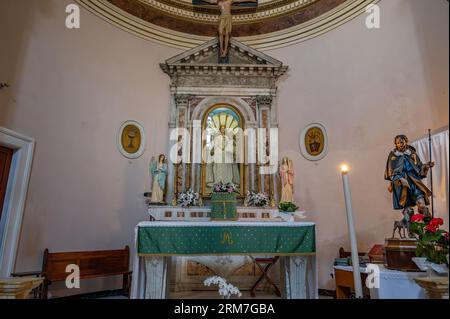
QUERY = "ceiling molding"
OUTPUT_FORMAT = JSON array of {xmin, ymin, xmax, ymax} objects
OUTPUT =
[{"xmin": 76, "ymin": 0, "xmax": 380, "ymax": 51}]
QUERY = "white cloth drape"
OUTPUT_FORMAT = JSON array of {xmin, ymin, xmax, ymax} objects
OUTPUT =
[{"xmin": 412, "ymin": 129, "xmax": 449, "ymax": 229}]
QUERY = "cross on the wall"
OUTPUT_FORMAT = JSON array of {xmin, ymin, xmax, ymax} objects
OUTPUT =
[{"xmin": 193, "ymin": 1, "xmax": 258, "ymax": 60}]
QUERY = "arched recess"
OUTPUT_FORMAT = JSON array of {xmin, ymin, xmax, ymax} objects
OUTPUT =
[
  {"xmin": 192, "ymin": 96, "xmax": 256, "ymax": 127},
  {"xmin": 190, "ymin": 96, "xmax": 259, "ymax": 197}
]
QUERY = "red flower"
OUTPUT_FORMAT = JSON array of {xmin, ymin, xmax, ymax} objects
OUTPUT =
[
  {"xmin": 429, "ymin": 218, "xmax": 444, "ymax": 228},
  {"xmin": 411, "ymin": 214, "xmax": 425, "ymax": 222},
  {"xmin": 425, "ymin": 225, "xmax": 438, "ymax": 233},
  {"xmin": 443, "ymin": 232, "xmax": 449, "ymax": 242}
]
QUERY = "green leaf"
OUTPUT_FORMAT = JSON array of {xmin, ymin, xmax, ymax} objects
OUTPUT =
[
  {"xmin": 415, "ymin": 245, "xmax": 424, "ymax": 257},
  {"xmin": 278, "ymin": 202, "xmax": 298, "ymax": 213}
]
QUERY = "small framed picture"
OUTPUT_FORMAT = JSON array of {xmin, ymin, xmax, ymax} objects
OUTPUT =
[
  {"xmin": 117, "ymin": 120, "xmax": 146, "ymax": 159},
  {"xmin": 299, "ymin": 123, "xmax": 328, "ymax": 161}
]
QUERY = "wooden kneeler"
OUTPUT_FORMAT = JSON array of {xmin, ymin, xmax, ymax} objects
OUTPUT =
[{"xmin": 250, "ymin": 256, "xmax": 281, "ymax": 297}]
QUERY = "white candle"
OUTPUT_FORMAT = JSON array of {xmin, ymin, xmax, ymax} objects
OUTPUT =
[{"xmin": 341, "ymin": 164, "xmax": 363, "ymax": 299}]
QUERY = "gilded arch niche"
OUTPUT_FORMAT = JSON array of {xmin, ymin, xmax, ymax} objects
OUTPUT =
[{"xmin": 192, "ymin": 96, "xmax": 256, "ymax": 126}]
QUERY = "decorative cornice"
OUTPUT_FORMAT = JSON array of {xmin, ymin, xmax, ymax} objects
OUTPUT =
[
  {"xmin": 136, "ymin": 0, "xmax": 318, "ymax": 24},
  {"xmin": 162, "ymin": 63, "xmax": 288, "ymax": 77},
  {"xmin": 76, "ymin": 0, "xmax": 380, "ymax": 50},
  {"xmin": 160, "ymin": 39, "xmax": 288, "ymax": 82}
]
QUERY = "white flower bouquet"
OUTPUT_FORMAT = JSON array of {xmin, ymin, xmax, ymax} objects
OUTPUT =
[
  {"xmin": 177, "ymin": 189, "xmax": 199, "ymax": 207},
  {"xmin": 246, "ymin": 191, "xmax": 269, "ymax": 207},
  {"xmin": 203, "ymin": 276, "xmax": 242, "ymax": 299}
]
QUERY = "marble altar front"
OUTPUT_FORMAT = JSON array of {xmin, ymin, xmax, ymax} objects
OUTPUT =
[{"xmin": 131, "ymin": 220, "xmax": 317, "ymax": 299}]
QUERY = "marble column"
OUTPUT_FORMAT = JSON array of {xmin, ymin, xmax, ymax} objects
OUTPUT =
[
  {"xmin": 166, "ymin": 122, "xmax": 177, "ymax": 205},
  {"xmin": 174, "ymin": 94, "xmax": 191, "ymax": 193},
  {"xmin": 144, "ymin": 257, "xmax": 170, "ymax": 299},
  {"xmin": 281, "ymin": 256, "xmax": 308, "ymax": 299},
  {"xmin": 246, "ymin": 123, "xmax": 257, "ymax": 192},
  {"xmin": 256, "ymin": 95, "xmax": 274, "ymax": 194},
  {"xmin": 190, "ymin": 119, "xmax": 202, "ymax": 193}
]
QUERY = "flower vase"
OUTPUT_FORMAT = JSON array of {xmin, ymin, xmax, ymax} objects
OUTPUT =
[{"xmin": 414, "ymin": 277, "xmax": 449, "ymax": 299}]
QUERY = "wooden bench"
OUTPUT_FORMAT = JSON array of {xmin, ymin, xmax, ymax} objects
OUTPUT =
[
  {"xmin": 11, "ymin": 246, "xmax": 132, "ymax": 299},
  {"xmin": 334, "ymin": 247, "xmax": 369, "ymax": 299}
]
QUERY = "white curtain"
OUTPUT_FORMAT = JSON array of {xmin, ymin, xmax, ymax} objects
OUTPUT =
[{"xmin": 412, "ymin": 129, "xmax": 449, "ymax": 229}]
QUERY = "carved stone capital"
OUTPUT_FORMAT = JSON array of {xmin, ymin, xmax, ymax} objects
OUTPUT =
[
  {"xmin": 292, "ymin": 256, "xmax": 307, "ymax": 267},
  {"xmin": 256, "ymin": 95, "xmax": 273, "ymax": 106},
  {"xmin": 174, "ymin": 94, "xmax": 192, "ymax": 106}
]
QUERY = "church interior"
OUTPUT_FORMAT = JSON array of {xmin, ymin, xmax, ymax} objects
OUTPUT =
[{"xmin": 0, "ymin": 0, "xmax": 449, "ymax": 301}]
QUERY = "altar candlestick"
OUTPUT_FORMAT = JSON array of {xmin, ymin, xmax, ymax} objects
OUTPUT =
[
  {"xmin": 172, "ymin": 163, "xmax": 178, "ymax": 206},
  {"xmin": 341, "ymin": 164, "xmax": 363, "ymax": 299}
]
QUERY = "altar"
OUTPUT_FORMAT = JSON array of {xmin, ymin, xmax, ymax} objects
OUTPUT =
[
  {"xmin": 131, "ymin": 37, "xmax": 319, "ymax": 299},
  {"xmin": 130, "ymin": 220, "xmax": 317, "ymax": 299}
]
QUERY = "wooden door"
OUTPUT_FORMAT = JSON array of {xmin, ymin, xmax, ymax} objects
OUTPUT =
[{"xmin": 0, "ymin": 146, "xmax": 13, "ymax": 220}]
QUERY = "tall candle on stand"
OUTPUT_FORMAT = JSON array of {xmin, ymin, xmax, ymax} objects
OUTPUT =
[{"xmin": 341, "ymin": 164, "xmax": 363, "ymax": 299}]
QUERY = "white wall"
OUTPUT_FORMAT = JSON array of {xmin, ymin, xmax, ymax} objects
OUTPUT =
[{"xmin": 0, "ymin": 0, "xmax": 448, "ymax": 292}]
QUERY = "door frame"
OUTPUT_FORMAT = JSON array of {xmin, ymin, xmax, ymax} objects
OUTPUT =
[{"xmin": 0, "ymin": 127, "xmax": 35, "ymax": 277}]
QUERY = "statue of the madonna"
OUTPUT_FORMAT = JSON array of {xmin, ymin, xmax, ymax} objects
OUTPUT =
[
  {"xmin": 205, "ymin": 125, "xmax": 240, "ymax": 191},
  {"xmin": 150, "ymin": 154, "xmax": 167, "ymax": 203}
]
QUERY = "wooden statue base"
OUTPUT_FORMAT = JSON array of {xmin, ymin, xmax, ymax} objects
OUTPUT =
[{"xmin": 384, "ymin": 238, "xmax": 421, "ymax": 271}]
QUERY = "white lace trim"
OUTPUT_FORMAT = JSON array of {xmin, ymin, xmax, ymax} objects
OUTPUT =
[
  {"xmin": 394, "ymin": 149, "xmax": 412, "ymax": 156},
  {"xmin": 137, "ymin": 221, "xmax": 315, "ymax": 227}
]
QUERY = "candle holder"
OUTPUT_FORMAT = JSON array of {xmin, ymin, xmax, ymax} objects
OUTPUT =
[
  {"xmin": 172, "ymin": 163, "xmax": 179, "ymax": 206},
  {"xmin": 270, "ymin": 196, "xmax": 276, "ymax": 208},
  {"xmin": 341, "ymin": 164, "xmax": 363, "ymax": 299},
  {"xmin": 172, "ymin": 194, "xmax": 178, "ymax": 206}
]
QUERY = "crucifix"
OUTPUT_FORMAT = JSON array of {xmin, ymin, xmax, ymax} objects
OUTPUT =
[{"xmin": 195, "ymin": 0, "xmax": 257, "ymax": 58}]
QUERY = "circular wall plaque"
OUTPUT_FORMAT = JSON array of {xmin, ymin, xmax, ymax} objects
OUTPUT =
[
  {"xmin": 117, "ymin": 120, "xmax": 146, "ymax": 159},
  {"xmin": 299, "ymin": 123, "xmax": 328, "ymax": 161}
]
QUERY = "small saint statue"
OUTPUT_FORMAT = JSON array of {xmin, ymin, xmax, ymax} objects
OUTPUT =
[
  {"xmin": 384, "ymin": 134, "xmax": 434, "ymax": 214},
  {"xmin": 197, "ymin": 0, "xmax": 257, "ymax": 57},
  {"xmin": 150, "ymin": 154, "xmax": 168, "ymax": 203},
  {"xmin": 280, "ymin": 157, "xmax": 294, "ymax": 203}
]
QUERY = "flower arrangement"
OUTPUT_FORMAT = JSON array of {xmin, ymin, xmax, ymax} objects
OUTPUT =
[
  {"xmin": 409, "ymin": 214, "xmax": 449, "ymax": 265},
  {"xmin": 246, "ymin": 191, "xmax": 269, "ymax": 207},
  {"xmin": 278, "ymin": 201, "xmax": 298, "ymax": 213},
  {"xmin": 177, "ymin": 189, "xmax": 199, "ymax": 207},
  {"xmin": 203, "ymin": 276, "xmax": 242, "ymax": 299},
  {"xmin": 213, "ymin": 182, "xmax": 237, "ymax": 194}
]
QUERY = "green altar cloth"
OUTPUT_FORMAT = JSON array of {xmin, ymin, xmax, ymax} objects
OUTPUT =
[{"xmin": 137, "ymin": 221, "xmax": 315, "ymax": 256}]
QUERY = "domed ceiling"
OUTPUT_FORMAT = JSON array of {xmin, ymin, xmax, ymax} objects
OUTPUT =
[{"xmin": 77, "ymin": 0, "xmax": 378, "ymax": 50}]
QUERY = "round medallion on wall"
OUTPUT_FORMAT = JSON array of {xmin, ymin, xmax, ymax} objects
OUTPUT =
[
  {"xmin": 299, "ymin": 123, "xmax": 328, "ymax": 161},
  {"xmin": 117, "ymin": 120, "xmax": 146, "ymax": 159}
]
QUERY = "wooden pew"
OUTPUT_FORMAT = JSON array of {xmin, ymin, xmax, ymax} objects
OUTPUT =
[{"xmin": 12, "ymin": 246, "xmax": 132, "ymax": 299}]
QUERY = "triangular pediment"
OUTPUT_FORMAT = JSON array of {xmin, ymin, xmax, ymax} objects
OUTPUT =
[
  {"xmin": 163, "ymin": 38, "xmax": 283, "ymax": 66},
  {"xmin": 160, "ymin": 38, "xmax": 288, "ymax": 85}
]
